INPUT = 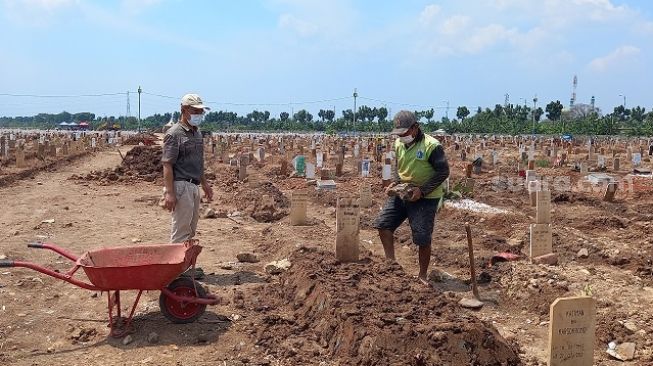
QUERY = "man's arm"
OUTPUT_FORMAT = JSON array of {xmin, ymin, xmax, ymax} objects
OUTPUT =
[
  {"xmin": 200, "ymin": 174, "xmax": 213, "ymax": 201},
  {"xmin": 419, "ymin": 145, "xmax": 450, "ymax": 196},
  {"xmin": 161, "ymin": 134, "xmax": 178, "ymax": 211}
]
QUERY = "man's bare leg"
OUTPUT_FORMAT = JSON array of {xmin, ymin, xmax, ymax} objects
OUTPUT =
[
  {"xmin": 418, "ymin": 244, "xmax": 431, "ymax": 283},
  {"xmin": 378, "ymin": 229, "xmax": 395, "ymax": 261}
]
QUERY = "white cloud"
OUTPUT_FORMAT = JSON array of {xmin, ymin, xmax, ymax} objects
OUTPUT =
[
  {"xmin": 463, "ymin": 24, "xmax": 516, "ymax": 53},
  {"xmin": 278, "ymin": 13, "xmax": 318, "ymax": 37},
  {"xmin": 1, "ymin": 0, "xmax": 78, "ymax": 25},
  {"xmin": 588, "ymin": 45, "xmax": 640, "ymax": 72},
  {"xmin": 419, "ymin": 4, "xmax": 440, "ymax": 26},
  {"xmin": 273, "ymin": 0, "xmax": 355, "ymax": 37},
  {"xmin": 119, "ymin": 0, "xmax": 162, "ymax": 16},
  {"xmin": 635, "ymin": 21, "xmax": 653, "ymax": 34},
  {"xmin": 439, "ymin": 15, "xmax": 470, "ymax": 35}
]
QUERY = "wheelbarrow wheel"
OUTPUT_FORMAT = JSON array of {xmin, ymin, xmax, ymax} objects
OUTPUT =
[{"xmin": 159, "ymin": 277, "xmax": 207, "ymax": 324}]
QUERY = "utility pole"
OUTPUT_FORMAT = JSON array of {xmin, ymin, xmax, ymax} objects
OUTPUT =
[
  {"xmin": 137, "ymin": 86, "xmax": 142, "ymax": 133},
  {"xmin": 352, "ymin": 88, "xmax": 358, "ymax": 131},
  {"xmin": 619, "ymin": 94, "xmax": 626, "ymax": 108},
  {"xmin": 532, "ymin": 95, "xmax": 538, "ymax": 136},
  {"xmin": 441, "ymin": 100, "xmax": 449, "ymax": 120}
]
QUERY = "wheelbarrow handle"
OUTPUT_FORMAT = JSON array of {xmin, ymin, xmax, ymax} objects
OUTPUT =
[
  {"xmin": 26, "ymin": 242, "xmax": 78, "ymax": 262},
  {"xmin": 0, "ymin": 259, "xmax": 14, "ymax": 268}
]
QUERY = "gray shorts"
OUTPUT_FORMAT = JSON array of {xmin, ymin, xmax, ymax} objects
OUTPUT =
[{"xmin": 373, "ymin": 196, "xmax": 439, "ymax": 246}]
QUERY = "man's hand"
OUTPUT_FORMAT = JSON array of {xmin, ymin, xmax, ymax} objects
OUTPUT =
[
  {"xmin": 202, "ymin": 184, "xmax": 213, "ymax": 202},
  {"xmin": 407, "ymin": 187, "xmax": 423, "ymax": 202},
  {"xmin": 384, "ymin": 181, "xmax": 398, "ymax": 196},
  {"xmin": 163, "ymin": 191, "xmax": 177, "ymax": 212}
]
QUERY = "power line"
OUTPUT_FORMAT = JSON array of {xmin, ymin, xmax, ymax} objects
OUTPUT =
[
  {"xmin": 0, "ymin": 92, "xmax": 128, "ymax": 98},
  {"xmin": 1, "ymin": 89, "xmax": 454, "ymax": 112},
  {"xmin": 141, "ymin": 91, "xmax": 349, "ymax": 106},
  {"xmin": 358, "ymin": 96, "xmax": 447, "ymax": 110}
]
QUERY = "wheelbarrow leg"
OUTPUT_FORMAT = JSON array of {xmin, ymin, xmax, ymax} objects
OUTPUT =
[
  {"xmin": 122, "ymin": 290, "xmax": 143, "ymax": 335},
  {"xmin": 107, "ymin": 290, "xmax": 144, "ymax": 338},
  {"xmin": 107, "ymin": 291, "xmax": 122, "ymax": 337}
]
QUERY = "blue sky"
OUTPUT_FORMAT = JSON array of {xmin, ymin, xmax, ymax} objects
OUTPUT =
[{"xmin": 1, "ymin": 0, "xmax": 652, "ymax": 119}]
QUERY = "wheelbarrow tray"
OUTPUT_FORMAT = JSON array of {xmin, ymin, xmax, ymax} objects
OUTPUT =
[{"xmin": 77, "ymin": 243, "xmax": 202, "ymax": 291}]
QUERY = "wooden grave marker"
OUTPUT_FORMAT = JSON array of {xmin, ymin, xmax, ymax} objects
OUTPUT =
[
  {"xmin": 603, "ymin": 182, "xmax": 618, "ymax": 202},
  {"xmin": 530, "ymin": 223, "xmax": 552, "ymax": 259},
  {"xmin": 335, "ymin": 196, "xmax": 360, "ymax": 262},
  {"xmin": 536, "ymin": 190, "xmax": 552, "ymax": 224},
  {"xmin": 547, "ymin": 296, "xmax": 596, "ymax": 366},
  {"xmin": 360, "ymin": 182, "xmax": 372, "ymax": 208},
  {"xmin": 290, "ymin": 189, "xmax": 308, "ymax": 226}
]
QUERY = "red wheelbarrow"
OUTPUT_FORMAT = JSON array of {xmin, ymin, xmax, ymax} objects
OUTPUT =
[{"xmin": 0, "ymin": 240, "xmax": 219, "ymax": 337}]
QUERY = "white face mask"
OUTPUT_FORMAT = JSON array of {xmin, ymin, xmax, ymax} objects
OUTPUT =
[
  {"xmin": 399, "ymin": 135, "xmax": 414, "ymax": 144},
  {"xmin": 188, "ymin": 113, "xmax": 204, "ymax": 126}
]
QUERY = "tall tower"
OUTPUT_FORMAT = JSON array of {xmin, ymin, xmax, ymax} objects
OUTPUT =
[
  {"xmin": 570, "ymin": 75, "xmax": 577, "ymax": 108},
  {"xmin": 126, "ymin": 91, "xmax": 131, "ymax": 119}
]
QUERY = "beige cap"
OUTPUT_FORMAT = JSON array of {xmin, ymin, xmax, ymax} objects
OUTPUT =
[
  {"xmin": 391, "ymin": 110, "xmax": 417, "ymax": 135},
  {"xmin": 181, "ymin": 93, "xmax": 210, "ymax": 110}
]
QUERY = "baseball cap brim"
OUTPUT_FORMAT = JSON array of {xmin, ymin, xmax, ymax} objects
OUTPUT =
[
  {"xmin": 183, "ymin": 103, "xmax": 211, "ymax": 111},
  {"xmin": 391, "ymin": 127, "xmax": 410, "ymax": 135}
]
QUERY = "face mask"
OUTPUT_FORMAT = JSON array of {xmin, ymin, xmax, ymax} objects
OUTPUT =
[
  {"xmin": 399, "ymin": 135, "xmax": 414, "ymax": 144},
  {"xmin": 188, "ymin": 113, "xmax": 204, "ymax": 126}
]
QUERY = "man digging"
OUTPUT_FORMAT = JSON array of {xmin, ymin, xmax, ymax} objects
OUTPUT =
[
  {"xmin": 162, "ymin": 93, "xmax": 214, "ymax": 279},
  {"xmin": 373, "ymin": 110, "xmax": 450, "ymax": 285}
]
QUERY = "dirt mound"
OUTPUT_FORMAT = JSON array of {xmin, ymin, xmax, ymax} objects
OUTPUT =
[
  {"xmin": 71, "ymin": 146, "xmax": 162, "ymax": 184},
  {"xmin": 121, "ymin": 132, "xmax": 160, "ymax": 145},
  {"xmin": 219, "ymin": 181, "xmax": 290, "ymax": 222},
  {"xmin": 243, "ymin": 247, "xmax": 522, "ymax": 366},
  {"xmin": 552, "ymin": 192, "xmax": 599, "ymax": 205}
]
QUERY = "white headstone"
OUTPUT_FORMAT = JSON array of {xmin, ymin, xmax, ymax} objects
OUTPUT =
[{"xmin": 305, "ymin": 162, "xmax": 315, "ymax": 179}]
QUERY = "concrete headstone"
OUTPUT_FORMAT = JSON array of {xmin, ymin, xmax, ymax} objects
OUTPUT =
[{"xmin": 547, "ymin": 296, "xmax": 596, "ymax": 366}]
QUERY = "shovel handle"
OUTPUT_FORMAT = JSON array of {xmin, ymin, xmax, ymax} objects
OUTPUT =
[{"xmin": 465, "ymin": 225, "xmax": 480, "ymax": 300}]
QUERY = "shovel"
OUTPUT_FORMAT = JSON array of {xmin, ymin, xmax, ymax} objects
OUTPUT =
[{"xmin": 459, "ymin": 224, "xmax": 484, "ymax": 309}]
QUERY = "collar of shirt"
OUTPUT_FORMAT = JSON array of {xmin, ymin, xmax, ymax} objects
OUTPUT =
[{"xmin": 179, "ymin": 121, "xmax": 197, "ymax": 133}]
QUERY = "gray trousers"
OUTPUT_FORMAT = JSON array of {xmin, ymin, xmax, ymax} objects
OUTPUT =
[{"xmin": 170, "ymin": 180, "xmax": 201, "ymax": 243}]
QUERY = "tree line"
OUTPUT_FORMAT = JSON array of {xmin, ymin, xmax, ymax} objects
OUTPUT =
[{"xmin": 1, "ymin": 102, "xmax": 652, "ymax": 136}]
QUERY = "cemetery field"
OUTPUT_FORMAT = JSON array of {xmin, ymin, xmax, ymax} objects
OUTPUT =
[{"xmin": 1, "ymin": 132, "xmax": 652, "ymax": 366}]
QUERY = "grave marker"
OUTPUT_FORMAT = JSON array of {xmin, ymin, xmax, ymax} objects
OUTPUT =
[
  {"xmin": 15, "ymin": 146, "xmax": 26, "ymax": 168},
  {"xmin": 547, "ymin": 297, "xmax": 596, "ymax": 366},
  {"xmin": 360, "ymin": 183, "xmax": 372, "ymax": 208},
  {"xmin": 335, "ymin": 196, "xmax": 360, "ymax": 262},
  {"xmin": 238, "ymin": 155, "xmax": 248, "ymax": 181},
  {"xmin": 290, "ymin": 189, "xmax": 308, "ymax": 225},
  {"xmin": 361, "ymin": 159, "xmax": 371, "ymax": 177},
  {"xmin": 603, "ymin": 182, "xmax": 618, "ymax": 202},
  {"xmin": 530, "ymin": 223, "xmax": 552, "ymax": 259},
  {"xmin": 632, "ymin": 153, "xmax": 641, "ymax": 167},
  {"xmin": 305, "ymin": 162, "xmax": 315, "ymax": 179},
  {"xmin": 528, "ymin": 179, "xmax": 541, "ymax": 207},
  {"xmin": 536, "ymin": 190, "xmax": 551, "ymax": 224},
  {"xmin": 613, "ymin": 157, "xmax": 620, "ymax": 171}
]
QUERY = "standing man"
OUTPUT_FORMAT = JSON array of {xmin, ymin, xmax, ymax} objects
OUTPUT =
[
  {"xmin": 162, "ymin": 93, "xmax": 214, "ymax": 248},
  {"xmin": 373, "ymin": 111, "xmax": 449, "ymax": 284}
]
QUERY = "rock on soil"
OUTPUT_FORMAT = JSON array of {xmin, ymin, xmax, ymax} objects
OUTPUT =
[{"xmin": 243, "ymin": 247, "xmax": 522, "ymax": 366}]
